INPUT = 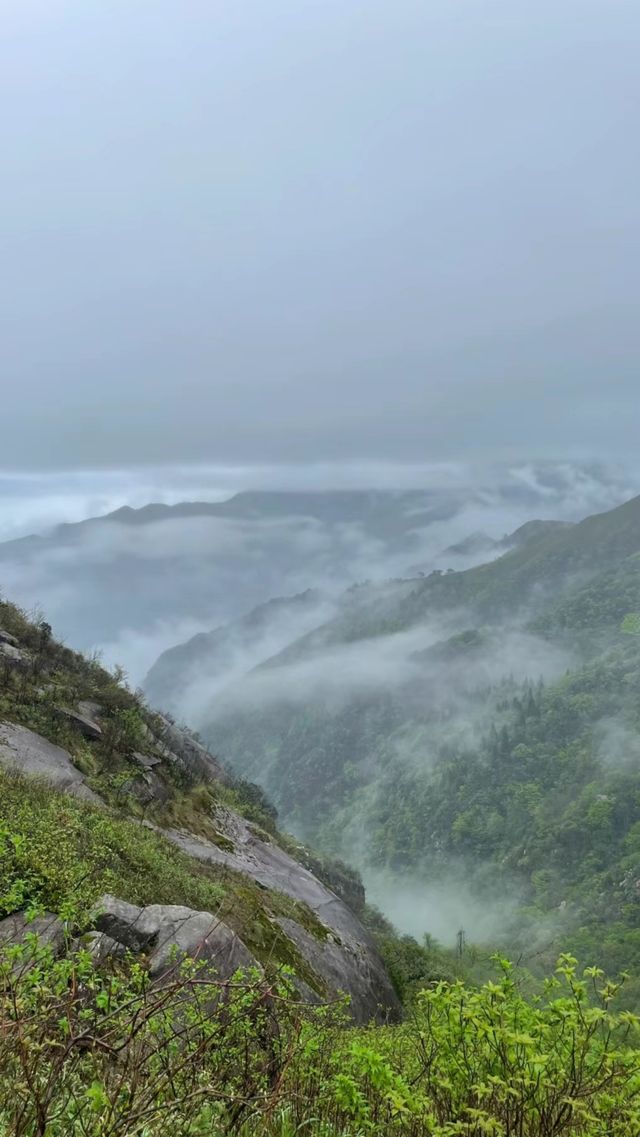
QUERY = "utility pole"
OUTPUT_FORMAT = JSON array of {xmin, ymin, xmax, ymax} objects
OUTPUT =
[{"xmin": 456, "ymin": 927, "xmax": 466, "ymax": 959}]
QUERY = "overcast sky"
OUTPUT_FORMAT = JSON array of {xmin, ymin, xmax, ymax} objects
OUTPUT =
[{"xmin": 2, "ymin": 0, "xmax": 639, "ymax": 470}]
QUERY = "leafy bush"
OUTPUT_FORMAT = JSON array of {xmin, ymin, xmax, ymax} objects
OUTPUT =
[{"xmin": 1, "ymin": 935, "xmax": 639, "ymax": 1136}]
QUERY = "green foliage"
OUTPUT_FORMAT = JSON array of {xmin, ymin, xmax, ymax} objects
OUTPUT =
[
  {"xmin": 1, "ymin": 933, "xmax": 639, "ymax": 1136},
  {"xmin": 0, "ymin": 768, "xmax": 331, "ymax": 987},
  {"xmin": 215, "ymin": 596, "xmax": 640, "ymax": 985},
  {"xmin": 0, "ymin": 766, "xmax": 227, "ymax": 917}
]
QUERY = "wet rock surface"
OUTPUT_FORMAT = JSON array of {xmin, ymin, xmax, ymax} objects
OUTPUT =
[
  {"xmin": 93, "ymin": 894, "xmax": 257, "ymax": 979},
  {"xmin": 160, "ymin": 812, "xmax": 401, "ymax": 1023},
  {"xmin": 0, "ymin": 722, "xmax": 102, "ymax": 803}
]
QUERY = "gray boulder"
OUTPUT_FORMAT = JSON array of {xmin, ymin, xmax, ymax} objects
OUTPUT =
[
  {"xmin": 0, "ymin": 628, "xmax": 19, "ymax": 647},
  {"xmin": 0, "ymin": 642, "xmax": 30, "ymax": 669},
  {"xmin": 81, "ymin": 931, "xmax": 127, "ymax": 963},
  {"xmin": 153, "ymin": 715, "xmax": 228, "ymax": 785},
  {"xmin": 0, "ymin": 911, "xmax": 66, "ymax": 956},
  {"xmin": 78, "ymin": 699, "xmax": 103, "ymax": 720},
  {"xmin": 93, "ymin": 895, "xmax": 257, "ymax": 980},
  {"xmin": 0, "ymin": 722, "xmax": 102, "ymax": 804},
  {"xmin": 132, "ymin": 751, "xmax": 162, "ymax": 769},
  {"xmin": 57, "ymin": 706, "xmax": 103, "ymax": 741},
  {"xmin": 92, "ymin": 895, "xmax": 152, "ymax": 952}
]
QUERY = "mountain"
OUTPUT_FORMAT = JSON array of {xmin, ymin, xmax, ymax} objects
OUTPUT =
[
  {"xmin": 144, "ymin": 589, "xmax": 333, "ymax": 717},
  {"xmin": 4, "ymin": 499, "xmax": 640, "ymax": 1132},
  {"xmin": 0, "ymin": 489, "xmax": 460, "ymax": 667},
  {"xmin": 0, "ymin": 593, "xmax": 401, "ymax": 1024},
  {"xmin": 151, "ymin": 492, "xmax": 640, "ymax": 992},
  {"xmin": 0, "ymin": 464, "xmax": 632, "ymax": 680}
]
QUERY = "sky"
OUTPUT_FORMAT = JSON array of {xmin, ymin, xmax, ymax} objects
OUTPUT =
[{"xmin": 2, "ymin": 0, "xmax": 639, "ymax": 469}]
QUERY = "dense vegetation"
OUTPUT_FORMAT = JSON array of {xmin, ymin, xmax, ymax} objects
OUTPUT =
[
  {"xmin": 5, "ymin": 493, "xmax": 640, "ymax": 1132},
  {"xmin": 4, "ymin": 926, "xmax": 640, "ymax": 1135},
  {"xmin": 0, "ymin": 595, "xmax": 398, "ymax": 996},
  {"xmin": 203, "ymin": 497, "xmax": 640, "ymax": 995}
]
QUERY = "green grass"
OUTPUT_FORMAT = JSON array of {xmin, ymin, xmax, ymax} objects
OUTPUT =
[{"xmin": 0, "ymin": 766, "xmax": 330, "ymax": 989}]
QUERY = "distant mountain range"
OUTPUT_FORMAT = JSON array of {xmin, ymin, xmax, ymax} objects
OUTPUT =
[
  {"xmin": 0, "ymin": 462, "xmax": 635, "ymax": 680},
  {"xmin": 141, "ymin": 491, "xmax": 640, "ymax": 983}
]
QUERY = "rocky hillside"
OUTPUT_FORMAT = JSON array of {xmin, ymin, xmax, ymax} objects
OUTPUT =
[{"xmin": 0, "ymin": 597, "xmax": 399, "ymax": 1024}]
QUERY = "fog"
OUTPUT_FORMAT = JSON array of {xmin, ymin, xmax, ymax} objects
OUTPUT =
[
  {"xmin": 2, "ymin": 0, "xmax": 640, "ymax": 975},
  {"xmin": 3, "ymin": 2, "xmax": 640, "ymax": 468},
  {"xmin": 1, "ymin": 460, "xmax": 636, "ymax": 685},
  {"xmin": 1, "ymin": 460, "xmax": 637, "ymax": 951},
  {"xmin": 365, "ymin": 870, "xmax": 522, "ymax": 947},
  {"xmin": 203, "ymin": 624, "xmax": 572, "ymax": 723},
  {"xmin": 3, "ymin": 460, "xmax": 637, "ymax": 543}
]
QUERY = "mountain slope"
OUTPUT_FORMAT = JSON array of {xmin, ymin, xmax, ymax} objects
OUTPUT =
[
  {"xmin": 144, "ymin": 589, "xmax": 331, "ymax": 717},
  {"xmin": 0, "ymin": 595, "xmax": 400, "ymax": 1022},
  {"xmin": 181, "ymin": 493, "xmax": 640, "ymax": 986},
  {"xmin": 1, "ymin": 466, "xmax": 630, "ymax": 666}
]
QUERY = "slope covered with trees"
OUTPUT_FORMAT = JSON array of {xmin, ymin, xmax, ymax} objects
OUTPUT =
[
  {"xmin": 192, "ymin": 495, "xmax": 640, "ymax": 990},
  {"xmin": 4, "ymin": 526, "xmax": 640, "ymax": 1132}
]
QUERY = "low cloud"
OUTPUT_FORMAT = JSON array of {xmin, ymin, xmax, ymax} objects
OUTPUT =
[
  {"xmin": 204, "ymin": 623, "xmax": 572, "ymax": 726},
  {"xmin": 0, "ymin": 458, "xmax": 636, "ymax": 684},
  {"xmin": 365, "ymin": 869, "xmax": 522, "ymax": 946}
]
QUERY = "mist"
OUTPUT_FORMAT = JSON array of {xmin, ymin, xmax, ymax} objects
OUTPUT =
[
  {"xmin": 202, "ymin": 624, "xmax": 572, "ymax": 724},
  {"xmin": 1, "ymin": 460, "xmax": 636, "ymax": 685},
  {"xmin": 2, "ymin": 0, "xmax": 640, "ymax": 1026},
  {"xmin": 3, "ymin": 2, "xmax": 640, "ymax": 469},
  {"xmin": 365, "ymin": 870, "xmax": 522, "ymax": 947}
]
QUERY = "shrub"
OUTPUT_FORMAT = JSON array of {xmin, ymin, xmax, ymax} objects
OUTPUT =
[{"xmin": 2, "ymin": 935, "xmax": 639, "ymax": 1136}]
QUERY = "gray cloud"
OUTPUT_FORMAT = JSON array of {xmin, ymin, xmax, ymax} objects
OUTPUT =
[
  {"xmin": 2, "ymin": 458, "xmax": 638, "ymax": 542},
  {"xmin": 1, "ymin": 1, "xmax": 639, "ymax": 468},
  {"xmin": 0, "ymin": 459, "xmax": 637, "ymax": 683},
  {"xmin": 204, "ymin": 623, "xmax": 572, "ymax": 727}
]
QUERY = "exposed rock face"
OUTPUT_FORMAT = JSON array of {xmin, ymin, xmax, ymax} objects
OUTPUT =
[
  {"xmin": 276, "ymin": 918, "xmax": 397, "ymax": 1024},
  {"xmin": 132, "ymin": 751, "xmax": 162, "ymax": 769},
  {"xmin": 82, "ymin": 931, "xmax": 126, "ymax": 963},
  {"xmin": 160, "ymin": 812, "xmax": 401, "ymax": 1024},
  {"xmin": 0, "ymin": 642, "xmax": 30, "ymax": 669},
  {"xmin": 153, "ymin": 715, "xmax": 228, "ymax": 784},
  {"xmin": 57, "ymin": 706, "xmax": 103, "ymax": 741},
  {"xmin": 94, "ymin": 895, "xmax": 257, "ymax": 979},
  {"xmin": 0, "ymin": 722, "xmax": 102, "ymax": 804},
  {"xmin": 0, "ymin": 911, "xmax": 66, "ymax": 955},
  {"xmin": 0, "ymin": 719, "xmax": 398, "ymax": 1022},
  {"xmin": 0, "ymin": 628, "xmax": 19, "ymax": 647},
  {"xmin": 78, "ymin": 699, "xmax": 103, "ymax": 720}
]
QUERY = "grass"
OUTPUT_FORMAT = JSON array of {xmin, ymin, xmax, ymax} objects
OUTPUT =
[{"xmin": 0, "ymin": 766, "xmax": 331, "ymax": 989}]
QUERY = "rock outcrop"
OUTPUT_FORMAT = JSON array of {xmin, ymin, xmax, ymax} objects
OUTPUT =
[
  {"xmin": 0, "ymin": 715, "xmax": 399, "ymax": 1023},
  {"xmin": 56, "ymin": 706, "xmax": 103, "ymax": 741},
  {"xmin": 93, "ymin": 894, "xmax": 257, "ymax": 980},
  {"xmin": 0, "ymin": 722, "xmax": 102, "ymax": 804},
  {"xmin": 0, "ymin": 901, "xmax": 255, "ymax": 986},
  {"xmin": 0, "ymin": 642, "xmax": 31, "ymax": 669},
  {"xmin": 152, "ymin": 714, "xmax": 228, "ymax": 784},
  {"xmin": 160, "ymin": 810, "xmax": 401, "ymax": 1024},
  {"xmin": 0, "ymin": 911, "xmax": 66, "ymax": 956}
]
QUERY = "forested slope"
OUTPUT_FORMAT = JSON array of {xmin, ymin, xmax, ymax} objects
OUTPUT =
[{"xmin": 198, "ymin": 495, "xmax": 640, "ymax": 990}]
